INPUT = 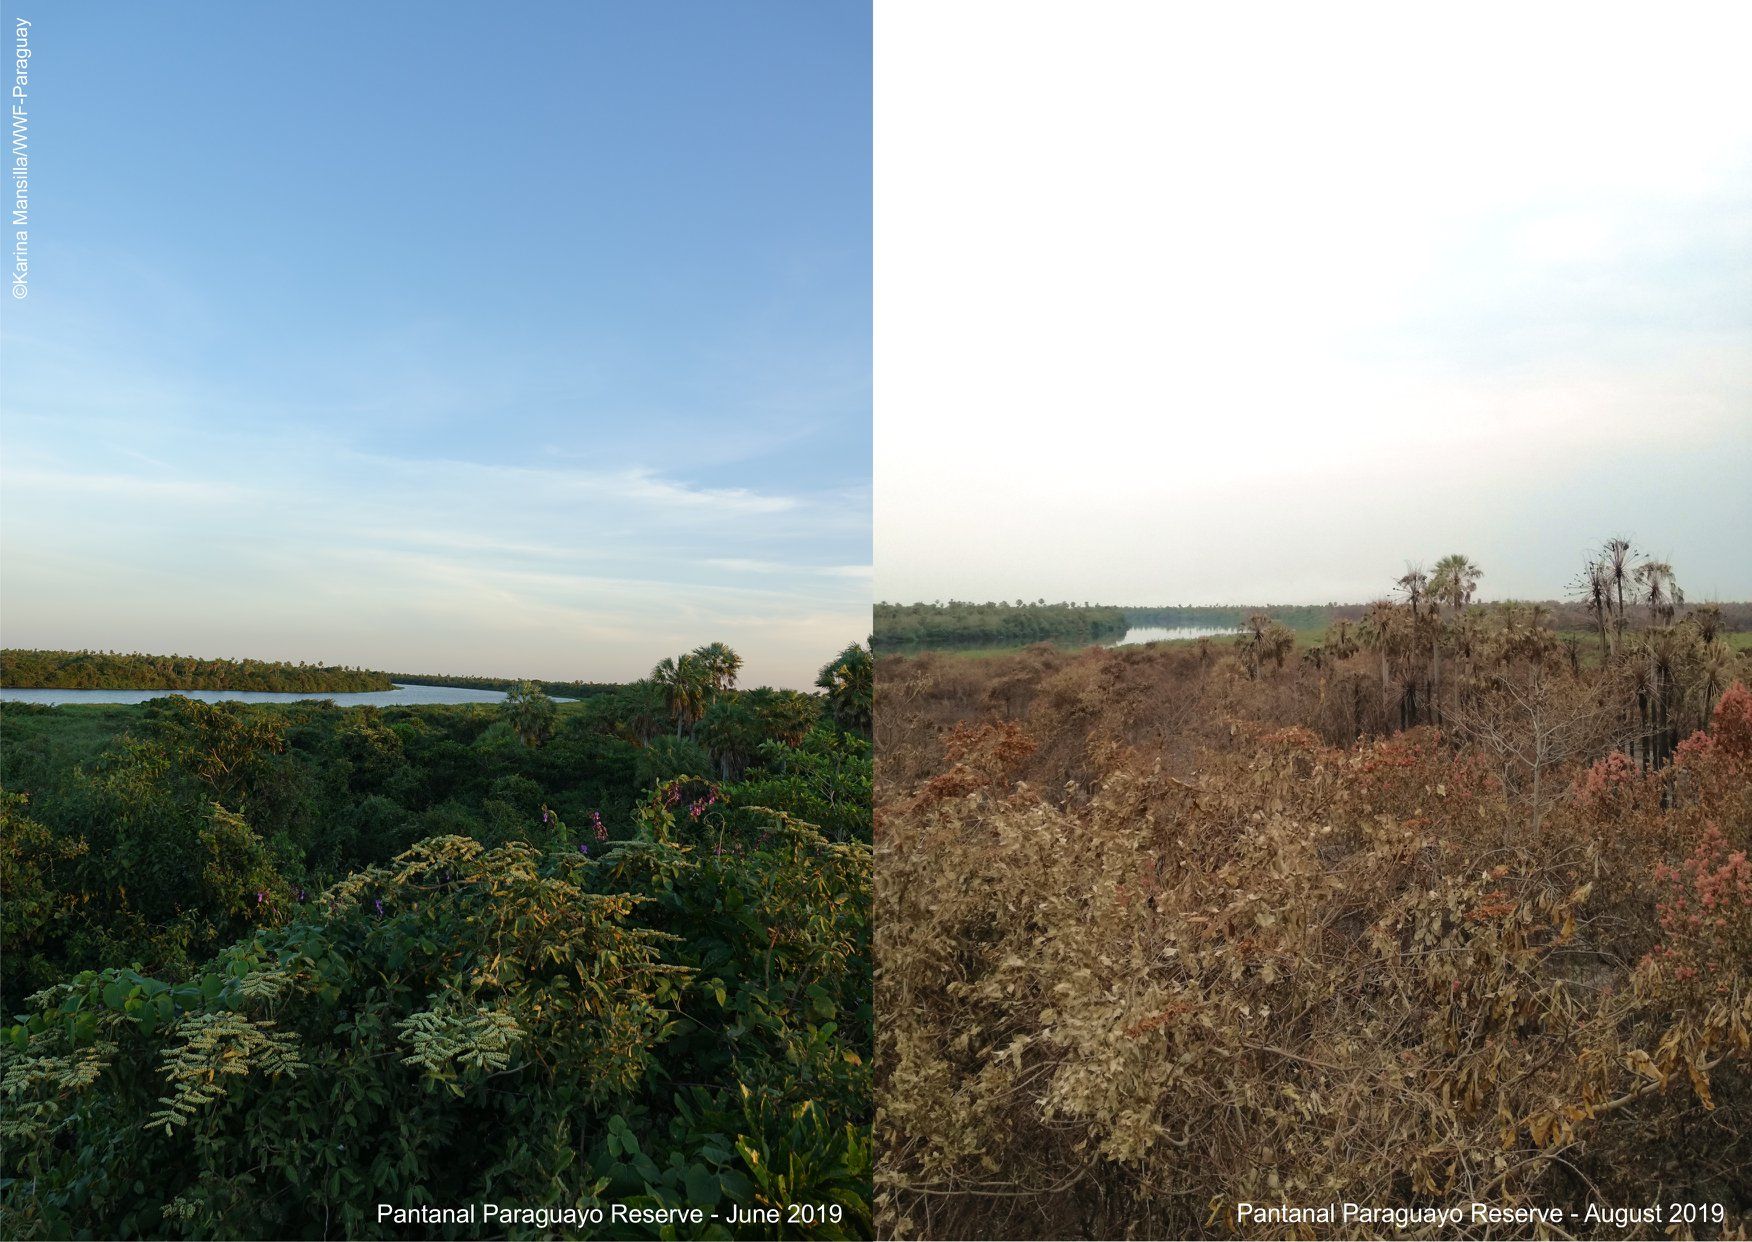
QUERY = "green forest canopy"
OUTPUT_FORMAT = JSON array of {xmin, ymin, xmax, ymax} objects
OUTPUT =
[
  {"xmin": 4, "ymin": 651, "xmax": 670, "ymax": 701},
  {"xmin": 872, "ymin": 601, "xmax": 1126, "ymax": 649},
  {"xmin": 1, "ymin": 642, "xmax": 875, "ymax": 1238},
  {"xmin": 1, "ymin": 650, "xmax": 394, "ymax": 693}
]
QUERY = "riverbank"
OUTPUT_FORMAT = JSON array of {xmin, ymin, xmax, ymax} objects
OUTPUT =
[
  {"xmin": 0, "ymin": 649, "xmax": 393, "ymax": 694},
  {"xmin": 0, "ymin": 682, "xmax": 574, "ymax": 707}
]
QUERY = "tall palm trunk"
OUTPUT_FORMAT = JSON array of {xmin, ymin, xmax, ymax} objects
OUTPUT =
[{"xmin": 1430, "ymin": 637, "xmax": 1441, "ymax": 726}]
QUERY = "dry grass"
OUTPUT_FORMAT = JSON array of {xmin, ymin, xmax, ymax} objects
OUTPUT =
[{"xmin": 876, "ymin": 647, "xmax": 1752, "ymax": 1239}]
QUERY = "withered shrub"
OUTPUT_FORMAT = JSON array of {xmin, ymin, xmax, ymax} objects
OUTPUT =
[{"xmin": 876, "ymin": 647, "xmax": 1752, "ymax": 1239}]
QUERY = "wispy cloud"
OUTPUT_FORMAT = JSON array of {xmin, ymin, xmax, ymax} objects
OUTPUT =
[
  {"xmin": 705, "ymin": 558, "xmax": 873, "ymax": 578},
  {"xmin": 1, "ymin": 467, "xmax": 255, "ymax": 503},
  {"xmin": 0, "ymin": 4, "xmax": 869, "ymax": 689},
  {"xmin": 2, "ymin": 423, "xmax": 868, "ymax": 687}
]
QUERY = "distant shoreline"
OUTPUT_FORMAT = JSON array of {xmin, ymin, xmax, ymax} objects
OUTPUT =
[
  {"xmin": 0, "ymin": 649, "xmax": 394, "ymax": 694},
  {"xmin": 0, "ymin": 684, "xmax": 583, "ymax": 709},
  {"xmin": 0, "ymin": 650, "xmax": 625, "ymax": 697}
]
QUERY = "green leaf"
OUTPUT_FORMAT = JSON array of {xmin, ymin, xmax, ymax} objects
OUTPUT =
[{"xmin": 684, "ymin": 1165, "xmax": 720, "ymax": 1206}]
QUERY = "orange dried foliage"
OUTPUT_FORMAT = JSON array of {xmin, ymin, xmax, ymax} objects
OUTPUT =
[{"xmin": 875, "ymin": 645, "xmax": 1752, "ymax": 1240}]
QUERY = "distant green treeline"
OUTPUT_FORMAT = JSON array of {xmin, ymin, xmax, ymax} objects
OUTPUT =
[
  {"xmin": 1129, "ymin": 601, "xmax": 1752, "ymax": 635},
  {"xmin": 876, "ymin": 600, "xmax": 1752, "ymax": 651},
  {"xmin": 873, "ymin": 601, "xmax": 1128, "ymax": 649},
  {"xmin": 4, "ymin": 649, "xmax": 654, "ymax": 700},
  {"xmin": 0, "ymin": 650, "xmax": 394, "ymax": 693},
  {"xmin": 387, "ymin": 671, "xmax": 622, "ymax": 700},
  {"xmin": 1119, "ymin": 604, "xmax": 1331, "ymax": 633}
]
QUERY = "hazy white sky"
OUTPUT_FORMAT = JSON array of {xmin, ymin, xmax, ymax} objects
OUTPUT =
[{"xmin": 875, "ymin": 2, "xmax": 1752, "ymax": 605}]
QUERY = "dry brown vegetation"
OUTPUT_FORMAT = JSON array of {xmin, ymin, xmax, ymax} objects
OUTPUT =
[{"xmin": 876, "ymin": 627, "xmax": 1752, "ymax": 1239}]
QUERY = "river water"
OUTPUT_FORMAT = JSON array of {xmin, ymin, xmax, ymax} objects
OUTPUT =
[
  {"xmin": 1107, "ymin": 625, "xmax": 1239, "ymax": 647},
  {"xmin": 0, "ymin": 683, "xmax": 565, "ymax": 707}
]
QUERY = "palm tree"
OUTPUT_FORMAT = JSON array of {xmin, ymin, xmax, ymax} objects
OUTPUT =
[
  {"xmin": 744, "ymin": 687, "xmax": 819, "ymax": 748},
  {"xmin": 1263, "ymin": 620, "xmax": 1295, "ymax": 672},
  {"xmin": 1323, "ymin": 619, "xmax": 1358, "ymax": 661},
  {"xmin": 816, "ymin": 642, "xmax": 872, "ymax": 735},
  {"xmin": 679, "ymin": 655, "xmax": 713, "ymax": 737},
  {"xmin": 1631, "ymin": 627, "xmax": 1686, "ymax": 771},
  {"xmin": 1396, "ymin": 566, "xmax": 1434, "ymax": 724},
  {"xmin": 1575, "ymin": 559, "xmax": 1613, "ymax": 660},
  {"xmin": 1696, "ymin": 639, "xmax": 1734, "ymax": 726},
  {"xmin": 1688, "ymin": 603, "xmax": 1724, "ymax": 645},
  {"xmin": 618, "ymin": 680, "xmax": 668, "ymax": 747},
  {"xmin": 1602, "ymin": 537, "xmax": 1636, "ymax": 652},
  {"xmin": 502, "ymin": 680, "xmax": 556, "ymax": 748},
  {"xmin": 651, "ymin": 656, "xmax": 683, "ymax": 726},
  {"xmin": 1429, "ymin": 557, "xmax": 1483, "ymax": 721},
  {"xmin": 651, "ymin": 655, "xmax": 712, "ymax": 738},
  {"xmin": 1395, "ymin": 564, "xmax": 1429, "ymax": 620},
  {"xmin": 1238, "ymin": 614, "xmax": 1293, "ymax": 678},
  {"xmin": 1525, "ymin": 603, "xmax": 1560, "ymax": 668},
  {"xmin": 699, "ymin": 696, "xmax": 765, "ymax": 781},
  {"xmin": 1301, "ymin": 645, "xmax": 1327, "ymax": 697},
  {"xmin": 1430, "ymin": 554, "xmax": 1481, "ymax": 618},
  {"xmin": 690, "ymin": 642, "xmax": 744, "ymax": 694},
  {"xmin": 1358, "ymin": 599, "xmax": 1402, "ymax": 716},
  {"xmin": 1635, "ymin": 561, "xmax": 1681, "ymax": 625},
  {"xmin": 1238, "ymin": 613, "xmax": 1270, "ymax": 679},
  {"xmin": 1306, "ymin": 620, "xmax": 1353, "ymax": 706}
]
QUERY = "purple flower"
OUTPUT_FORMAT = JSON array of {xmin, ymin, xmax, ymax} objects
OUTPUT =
[
  {"xmin": 296, "ymin": 887, "xmax": 307, "ymax": 902},
  {"xmin": 577, "ymin": 842, "xmax": 590, "ymax": 856},
  {"xmin": 372, "ymin": 898, "xmax": 384, "ymax": 916},
  {"xmin": 255, "ymin": 890, "xmax": 266, "ymax": 904}
]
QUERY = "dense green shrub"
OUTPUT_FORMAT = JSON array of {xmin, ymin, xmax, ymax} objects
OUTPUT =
[
  {"xmin": 3, "ymin": 811, "xmax": 868, "ymax": 1238},
  {"xmin": 1, "ymin": 651, "xmax": 871, "ymax": 1238}
]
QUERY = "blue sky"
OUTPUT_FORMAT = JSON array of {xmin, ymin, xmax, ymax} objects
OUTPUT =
[{"xmin": 2, "ymin": 3, "xmax": 871, "ymax": 688}]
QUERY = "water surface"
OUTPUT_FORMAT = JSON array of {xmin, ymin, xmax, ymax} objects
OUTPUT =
[
  {"xmin": 0, "ymin": 683, "xmax": 564, "ymax": 707},
  {"xmin": 1108, "ymin": 625, "xmax": 1239, "ymax": 647}
]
